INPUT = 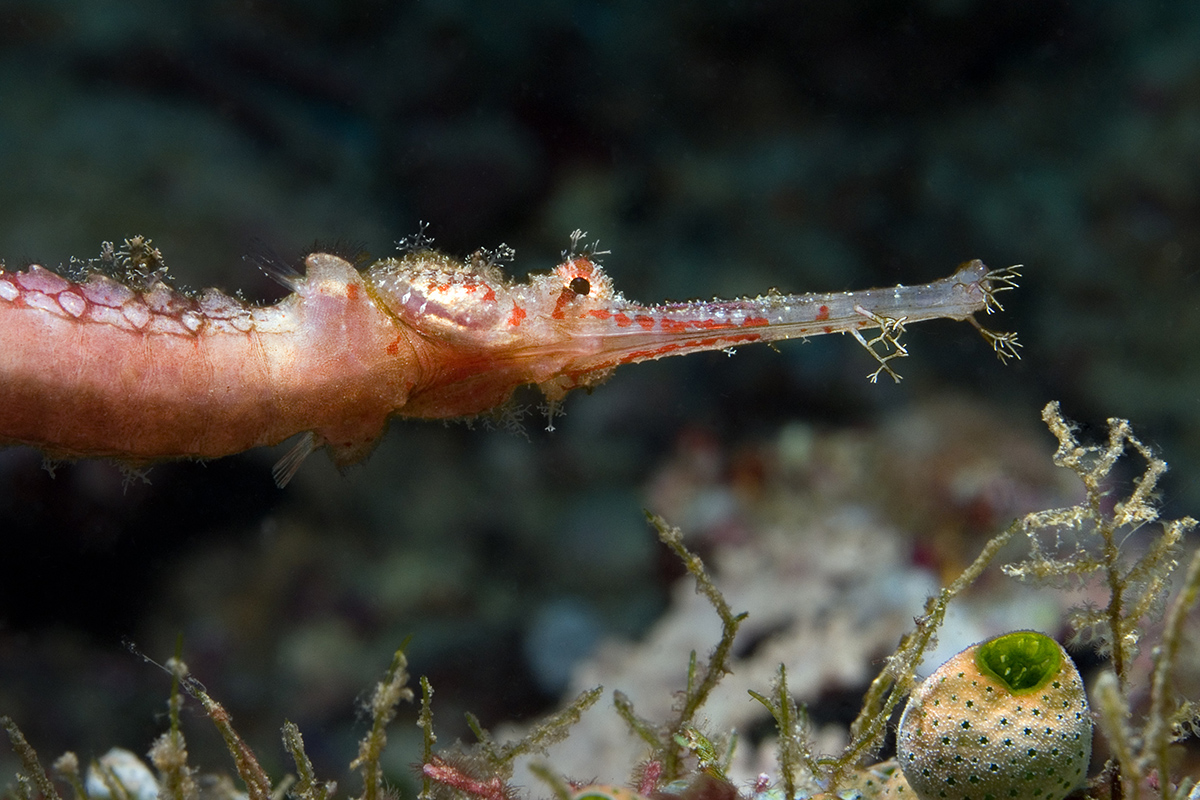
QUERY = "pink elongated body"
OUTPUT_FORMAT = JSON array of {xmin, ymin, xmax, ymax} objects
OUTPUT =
[{"xmin": 0, "ymin": 235, "xmax": 1020, "ymax": 485}]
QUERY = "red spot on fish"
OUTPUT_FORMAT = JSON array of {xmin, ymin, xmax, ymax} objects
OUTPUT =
[
  {"xmin": 347, "ymin": 284, "xmax": 360, "ymax": 300},
  {"xmin": 815, "ymin": 304, "xmax": 830, "ymax": 321},
  {"xmin": 659, "ymin": 316, "xmax": 737, "ymax": 333},
  {"xmin": 660, "ymin": 318, "xmax": 688, "ymax": 333},
  {"xmin": 635, "ymin": 315, "xmax": 654, "ymax": 329},
  {"xmin": 616, "ymin": 334, "xmax": 761, "ymax": 363},
  {"xmin": 551, "ymin": 287, "xmax": 575, "ymax": 320},
  {"xmin": 508, "ymin": 302, "xmax": 526, "ymax": 326},
  {"xmin": 386, "ymin": 336, "xmax": 401, "ymax": 355},
  {"xmin": 566, "ymin": 256, "xmax": 594, "ymax": 275},
  {"xmin": 622, "ymin": 343, "xmax": 683, "ymax": 363},
  {"xmin": 614, "ymin": 312, "xmax": 631, "ymax": 327},
  {"xmin": 742, "ymin": 316, "xmax": 768, "ymax": 327},
  {"xmin": 587, "ymin": 309, "xmax": 611, "ymax": 320}
]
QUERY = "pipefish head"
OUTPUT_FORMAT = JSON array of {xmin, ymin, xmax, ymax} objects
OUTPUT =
[
  {"xmin": 362, "ymin": 248, "xmax": 632, "ymax": 410},
  {"xmin": 364, "ymin": 249, "xmax": 624, "ymax": 347}
]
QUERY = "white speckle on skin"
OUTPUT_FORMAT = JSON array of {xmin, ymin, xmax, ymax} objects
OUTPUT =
[
  {"xmin": 57, "ymin": 291, "xmax": 87, "ymax": 318},
  {"xmin": 123, "ymin": 301, "xmax": 151, "ymax": 329}
]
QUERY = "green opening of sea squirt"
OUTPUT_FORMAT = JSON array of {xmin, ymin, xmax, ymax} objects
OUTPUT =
[{"xmin": 974, "ymin": 631, "xmax": 1062, "ymax": 693}]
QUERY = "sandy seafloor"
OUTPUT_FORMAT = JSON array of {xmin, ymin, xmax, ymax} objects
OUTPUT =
[{"xmin": 2, "ymin": 0, "xmax": 1200, "ymax": 794}]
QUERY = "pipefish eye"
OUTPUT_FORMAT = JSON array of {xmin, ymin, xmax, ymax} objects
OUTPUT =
[{"xmin": 568, "ymin": 276, "xmax": 591, "ymax": 295}]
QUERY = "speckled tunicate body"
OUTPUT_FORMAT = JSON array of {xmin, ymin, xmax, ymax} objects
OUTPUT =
[{"xmin": 897, "ymin": 631, "xmax": 1091, "ymax": 800}]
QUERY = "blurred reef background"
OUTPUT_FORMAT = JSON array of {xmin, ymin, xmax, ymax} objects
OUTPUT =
[{"xmin": 2, "ymin": 0, "xmax": 1199, "ymax": 791}]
